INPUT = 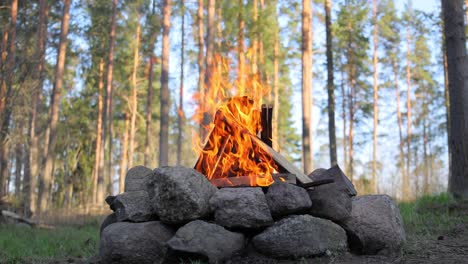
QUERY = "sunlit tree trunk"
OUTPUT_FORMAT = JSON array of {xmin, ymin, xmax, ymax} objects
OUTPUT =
[
  {"xmin": 25, "ymin": 0, "xmax": 48, "ymax": 215},
  {"xmin": 238, "ymin": 0, "xmax": 245, "ymax": 93},
  {"xmin": 38, "ymin": 0, "xmax": 71, "ymax": 212},
  {"xmin": 272, "ymin": 19, "xmax": 279, "ymax": 151},
  {"xmin": 100, "ymin": 0, "xmax": 117, "ymax": 203},
  {"xmin": 159, "ymin": 0, "xmax": 171, "ymax": 166},
  {"xmin": 144, "ymin": 1, "xmax": 157, "ymax": 167},
  {"xmin": 393, "ymin": 57, "xmax": 405, "ymax": 199},
  {"xmin": 201, "ymin": 0, "xmax": 214, "ymax": 137},
  {"xmin": 129, "ymin": 15, "xmax": 141, "ymax": 169},
  {"xmin": 441, "ymin": 4, "xmax": 451, "ymax": 192},
  {"xmin": 177, "ymin": 0, "xmax": 185, "ymax": 166},
  {"xmin": 93, "ymin": 59, "xmax": 104, "ymax": 203},
  {"xmin": 0, "ymin": 0, "xmax": 17, "ymax": 198},
  {"xmin": 325, "ymin": 0, "xmax": 337, "ymax": 166},
  {"xmin": 197, "ymin": 0, "xmax": 205, "ymax": 137},
  {"xmin": 443, "ymin": 0, "xmax": 468, "ymax": 200},
  {"xmin": 252, "ymin": 0, "xmax": 258, "ymax": 75},
  {"xmin": 119, "ymin": 112, "xmax": 129, "ymax": 193},
  {"xmin": 372, "ymin": 0, "xmax": 379, "ymax": 193},
  {"xmin": 341, "ymin": 70, "xmax": 348, "ymax": 172},
  {"xmin": 301, "ymin": 0, "xmax": 313, "ymax": 174},
  {"xmin": 404, "ymin": 23, "xmax": 412, "ymax": 200}
]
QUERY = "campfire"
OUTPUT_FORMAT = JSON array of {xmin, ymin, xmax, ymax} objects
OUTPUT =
[{"xmin": 192, "ymin": 53, "xmax": 311, "ymax": 188}]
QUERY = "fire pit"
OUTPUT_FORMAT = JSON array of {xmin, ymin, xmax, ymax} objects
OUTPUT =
[{"xmin": 95, "ymin": 62, "xmax": 406, "ymax": 263}]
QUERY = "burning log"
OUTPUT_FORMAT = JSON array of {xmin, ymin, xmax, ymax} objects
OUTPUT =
[
  {"xmin": 260, "ymin": 104, "xmax": 273, "ymax": 147},
  {"xmin": 194, "ymin": 97, "xmax": 312, "ymax": 186},
  {"xmin": 211, "ymin": 173, "xmax": 297, "ymax": 188}
]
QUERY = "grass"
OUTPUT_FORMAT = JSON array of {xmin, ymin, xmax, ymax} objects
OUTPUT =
[
  {"xmin": 0, "ymin": 223, "xmax": 99, "ymax": 264},
  {"xmin": 399, "ymin": 192, "xmax": 466, "ymax": 236}
]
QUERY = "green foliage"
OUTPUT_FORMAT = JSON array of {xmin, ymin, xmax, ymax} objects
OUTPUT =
[{"xmin": 0, "ymin": 224, "xmax": 99, "ymax": 263}]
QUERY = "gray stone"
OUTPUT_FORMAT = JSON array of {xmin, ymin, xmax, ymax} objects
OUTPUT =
[
  {"xmin": 209, "ymin": 187, "xmax": 273, "ymax": 229},
  {"xmin": 252, "ymin": 215, "xmax": 348, "ymax": 259},
  {"xmin": 100, "ymin": 213, "xmax": 117, "ymax": 235},
  {"xmin": 167, "ymin": 220, "xmax": 245, "ymax": 263},
  {"xmin": 99, "ymin": 221, "xmax": 175, "ymax": 264},
  {"xmin": 265, "ymin": 182, "xmax": 312, "ymax": 217},
  {"xmin": 341, "ymin": 195, "xmax": 406, "ymax": 256},
  {"xmin": 105, "ymin": 195, "xmax": 116, "ymax": 210},
  {"xmin": 307, "ymin": 165, "xmax": 355, "ymax": 222},
  {"xmin": 152, "ymin": 166, "xmax": 218, "ymax": 224},
  {"xmin": 113, "ymin": 191, "xmax": 155, "ymax": 222},
  {"xmin": 124, "ymin": 165, "xmax": 153, "ymax": 192}
]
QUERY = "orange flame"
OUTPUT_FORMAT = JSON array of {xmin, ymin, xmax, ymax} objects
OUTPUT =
[{"xmin": 193, "ymin": 50, "xmax": 277, "ymax": 186}]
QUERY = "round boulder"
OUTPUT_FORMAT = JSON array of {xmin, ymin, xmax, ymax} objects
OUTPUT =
[
  {"xmin": 252, "ymin": 215, "xmax": 348, "ymax": 259},
  {"xmin": 99, "ymin": 221, "xmax": 175, "ymax": 264},
  {"xmin": 152, "ymin": 166, "xmax": 218, "ymax": 224}
]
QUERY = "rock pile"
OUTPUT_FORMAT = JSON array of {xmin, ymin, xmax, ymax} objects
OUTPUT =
[{"xmin": 95, "ymin": 165, "xmax": 406, "ymax": 264}]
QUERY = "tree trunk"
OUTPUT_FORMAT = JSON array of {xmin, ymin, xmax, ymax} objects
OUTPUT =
[
  {"xmin": 197, "ymin": 0, "xmax": 205, "ymax": 137},
  {"xmin": 92, "ymin": 59, "xmax": 104, "ymax": 204},
  {"xmin": 423, "ymin": 118, "xmax": 429, "ymax": 194},
  {"xmin": 38, "ymin": 0, "xmax": 71, "ymax": 212},
  {"xmin": 159, "ymin": 0, "xmax": 171, "ymax": 166},
  {"xmin": 272, "ymin": 19, "xmax": 279, "ymax": 151},
  {"xmin": 404, "ymin": 23, "xmax": 412, "ymax": 200},
  {"xmin": 144, "ymin": 1, "xmax": 157, "ymax": 167},
  {"xmin": 100, "ymin": 0, "xmax": 117, "ymax": 203},
  {"xmin": 301, "ymin": 0, "xmax": 313, "ymax": 174},
  {"xmin": 238, "ymin": 0, "xmax": 245, "ymax": 93},
  {"xmin": 372, "ymin": 0, "xmax": 379, "ymax": 193},
  {"xmin": 252, "ymin": 0, "xmax": 258, "ymax": 75},
  {"xmin": 177, "ymin": 0, "xmax": 185, "ymax": 166},
  {"xmin": 14, "ymin": 143, "xmax": 22, "ymax": 198},
  {"xmin": 393, "ymin": 58, "xmax": 405, "ymax": 199},
  {"xmin": 201, "ymin": 0, "xmax": 215, "ymax": 137},
  {"xmin": 0, "ymin": 0, "xmax": 17, "ymax": 198},
  {"xmin": 443, "ymin": 0, "xmax": 468, "ymax": 200},
  {"xmin": 441, "ymin": 4, "xmax": 451, "ymax": 193},
  {"xmin": 119, "ymin": 112, "xmax": 129, "ymax": 193},
  {"xmin": 341, "ymin": 70, "xmax": 348, "ymax": 172},
  {"xmin": 129, "ymin": 15, "xmax": 141, "ymax": 169},
  {"xmin": 24, "ymin": 0, "xmax": 48, "ymax": 215},
  {"xmin": 325, "ymin": 0, "xmax": 337, "ymax": 166}
]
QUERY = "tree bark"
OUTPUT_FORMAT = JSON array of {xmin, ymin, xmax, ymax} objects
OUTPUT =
[
  {"xmin": 14, "ymin": 143, "xmax": 22, "ymax": 198},
  {"xmin": 201, "ymin": 0, "xmax": 215, "ymax": 138},
  {"xmin": 144, "ymin": 0, "xmax": 157, "ymax": 167},
  {"xmin": 24, "ymin": 0, "xmax": 48, "ymax": 215},
  {"xmin": 238, "ymin": 0, "xmax": 245, "ymax": 93},
  {"xmin": 443, "ymin": 0, "xmax": 468, "ymax": 200},
  {"xmin": 38, "ymin": 0, "xmax": 71, "ymax": 212},
  {"xmin": 0, "ymin": 0, "xmax": 17, "ymax": 198},
  {"xmin": 119, "ymin": 112, "xmax": 129, "ymax": 193},
  {"xmin": 301, "ymin": 0, "xmax": 313, "ymax": 174},
  {"xmin": 100, "ymin": 0, "xmax": 117, "ymax": 204},
  {"xmin": 92, "ymin": 59, "xmax": 104, "ymax": 204},
  {"xmin": 197, "ymin": 0, "xmax": 205, "ymax": 137},
  {"xmin": 325, "ymin": 0, "xmax": 337, "ymax": 166},
  {"xmin": 129, "ymin": 14, "xmax": 141, "ymax": 169},
  {"xmin": 252, "ymin": 0, "xmax": 258, "ymax": 75},
  {"xmin": 372, "ymin": 0, "xmax": 379, "ymax": 193},
  {"xmin": 177, "ymin": 0, "xmax": 185, "ymax": 166},
  {"xmin": 159, "ymin": 0, "xmax": 171, "ymax": 166},
  {"xmin": 404, "ymin": 22, "xmax": 412, "ymax": 200},
  {"xmin": 393, "ymin": 57, "xmax": 405, "ymax": 199},
  {"xmin": 272, "ymin": 18, "xmax": 279, "ymax": 151}
]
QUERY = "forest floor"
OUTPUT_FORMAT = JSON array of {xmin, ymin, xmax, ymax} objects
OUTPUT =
[{"xmin": 0, "ymin": 193, "xmax": 467, "ymax": 264}]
